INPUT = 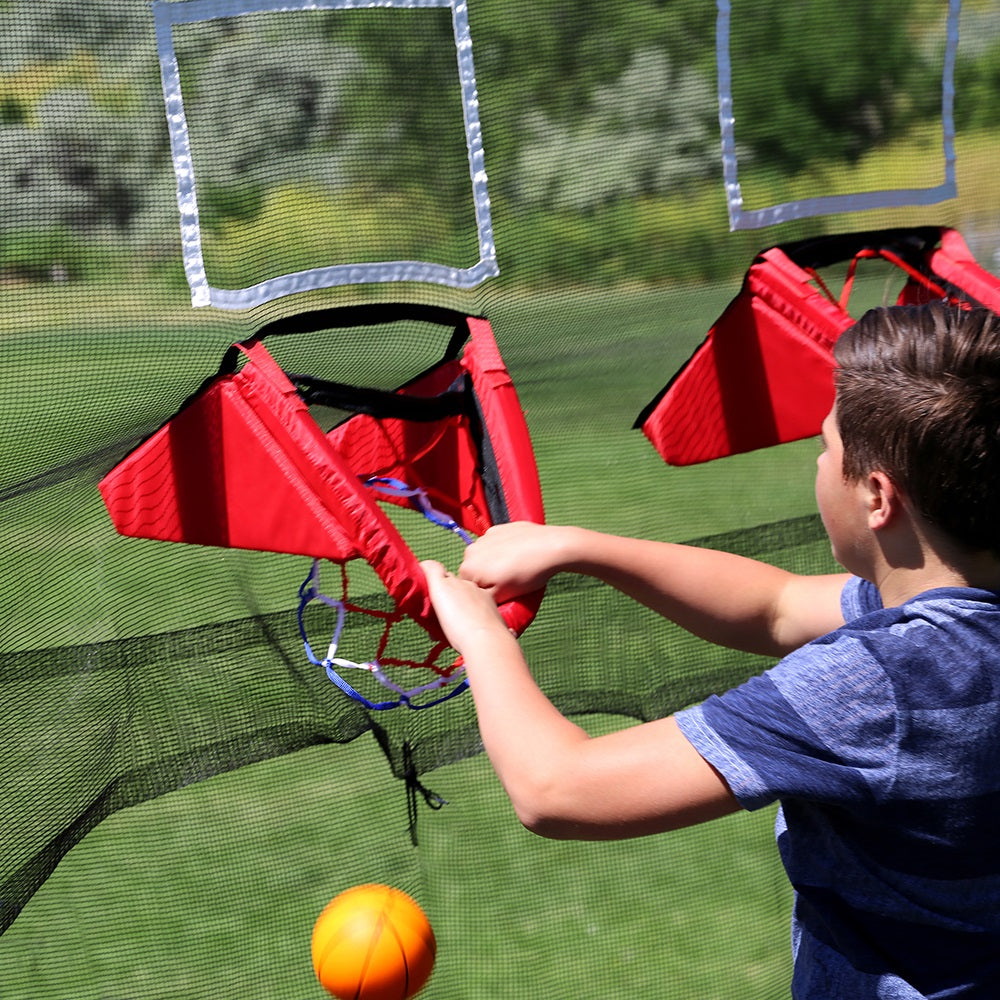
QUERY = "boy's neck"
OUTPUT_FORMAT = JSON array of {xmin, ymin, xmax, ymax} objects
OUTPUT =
[{"xmin": 873, "ymin": 525, "xmax": 1000, "ymax": 606}]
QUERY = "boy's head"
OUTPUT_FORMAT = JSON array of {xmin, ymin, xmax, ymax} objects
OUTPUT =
[{"xmin": 833, "ymin": 302, "xmax": 1000, "ymax": 557}]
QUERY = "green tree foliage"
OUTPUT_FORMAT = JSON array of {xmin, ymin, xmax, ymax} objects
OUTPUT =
[
  {"xmin": 470, "ymin": 0, "xmax": 709, "ymax": 191},
  {"xmin": 471, "ymin": 0, "xmax": 713, "ymax": 124},
  {"xmin": 727, "ymin": 1, "xmax": 941, "ymax": 171},
  {"xmin": 954, "ymin": 6, "xmax": 1000, "ymax": 130},
  {"xmin": 182, "ymin": 27, "xmax": 364, "ymax": 230},
  {"xmin": 0, "ymin": 0, "xmax": 150, "ymax": 70},
  {"xmin": 0, "ymin": 85, "xmax": 161, "ymax": 277},
  {"xmin": 0, "ymin": 1, "xmax": 161, "ymax": 276},
  {"xmin": 513, "ymin": 49, "xmax": 719, "ymax": 213},
  {"xmin": 0, "ymin": 0, "xmax": 996, "ymax": 287},
  {"xmin": 319, "ymin": 7, "xmax": 472, "ymax": 208}
]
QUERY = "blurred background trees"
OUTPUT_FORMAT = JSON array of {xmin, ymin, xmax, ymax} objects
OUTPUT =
[{"xmin": 0, "ymin": 0, "xmax": 993, "ymax": 287}]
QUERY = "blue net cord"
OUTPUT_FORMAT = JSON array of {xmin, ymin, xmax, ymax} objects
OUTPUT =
[
  {"xmin": 363, "ymin": 476, "xmax": 474, "ymax": 545},
  {"xmin": 297, "ymin": 479, "xmax": 472, "ymax": 710}
]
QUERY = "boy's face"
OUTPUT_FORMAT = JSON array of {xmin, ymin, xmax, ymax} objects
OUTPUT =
[{"xmin": 815, "ymin": 404, "xmax": 872, "ymax": 577}]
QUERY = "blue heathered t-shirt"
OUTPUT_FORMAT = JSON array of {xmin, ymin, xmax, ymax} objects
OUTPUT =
[{"xmin": 676, "ymin": 577, "xmax": 1000, "ymax": 999}]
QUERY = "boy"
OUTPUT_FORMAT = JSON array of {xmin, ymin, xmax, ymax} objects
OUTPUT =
[{"xmin": 421, "ymin": 302, "xmax": 1000, "ymax": 998}]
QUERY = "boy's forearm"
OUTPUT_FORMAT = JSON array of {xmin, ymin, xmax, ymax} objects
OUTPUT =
[
  {"xmin": 420, "ymin": 561, "xmax": 744, "ymax": 841},
  {"xmin": 553, "ymin": 527, "xmax": 843, "ymax": 655},
  {"xmin": 458, "ymin": 624, "xmax": 594, "ymax": 832},
  {"xmin": 458, "ymin": 618, "xmax": 741, "ymax": 840}
]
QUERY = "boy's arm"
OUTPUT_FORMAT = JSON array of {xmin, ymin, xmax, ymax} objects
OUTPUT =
[
  {"xmin": 461, "ymin": 522, "xmax": 848, "ymax": 657},
  {"xmin": 422, "ymin": 560, "xmax": 741, "ymax": 840}
]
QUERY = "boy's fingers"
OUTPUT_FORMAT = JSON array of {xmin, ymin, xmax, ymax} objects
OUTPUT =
[
  {"xmin": 420, "ymin": 560, "xmax": 443, "ymax": 582},
  {"xmin": 421, "ymin": 559, "xmax": 455, "ymax": 582}
]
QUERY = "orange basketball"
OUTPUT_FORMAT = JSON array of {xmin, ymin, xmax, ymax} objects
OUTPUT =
[{"xmin": 311, "ymin": 884, "xmax": 436, "ymax": 1000}]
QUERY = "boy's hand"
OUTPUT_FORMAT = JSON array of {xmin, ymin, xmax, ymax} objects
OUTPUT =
[
  {"xmin": 421, "ymin": 560, "xmax": 514, "ymax": 656},
  {"xmin": 458, "ymin": 522, "xmax": 570, "ymax": 603}
]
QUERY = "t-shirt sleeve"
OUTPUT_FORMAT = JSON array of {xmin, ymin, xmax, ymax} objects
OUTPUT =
[
  {"xmin": 676, "ymin": 579, "xmax": 896, "ymax": 811},
  {"xmin": 840, "ymin": 574, "xmax": 883, "ymax": 622}
]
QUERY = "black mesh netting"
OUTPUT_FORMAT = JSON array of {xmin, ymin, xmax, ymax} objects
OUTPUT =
[{"xmin": 2, "ymin": 2, "xmax": 999, "ymax": 997}]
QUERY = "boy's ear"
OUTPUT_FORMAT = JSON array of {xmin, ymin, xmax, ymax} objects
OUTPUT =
[{"xmin": 866, "ymin": 470, "xmax": 900, "ymax": 530}]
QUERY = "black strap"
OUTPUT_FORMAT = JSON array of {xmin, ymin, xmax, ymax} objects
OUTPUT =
[
  {"xmin": 289, "ymin": 373, "xmax": 473, "ymax": 422},
  {"xmin": 253, "ymin": 302, "xmax": 476, "ymax": 338},
  {"xmin": 770, "ymin": 226, "xmax": 941, "ymax": 272},
  {"xmin": 219, "ymin": 303, "xmax": 480, "ymax": 376}
]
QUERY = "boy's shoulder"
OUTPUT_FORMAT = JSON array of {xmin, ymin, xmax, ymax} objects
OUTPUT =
[
  {"xmin": 681, "ymin": 577, "xmax": 1000, "ymax": 811},
  {"xmin": 841, "ymin": 575, "xmax": 1000, "ymax": 631},
  {"xmin": 840, "ymin": 575, "xmax": 880, "ymax": 621},
  {"xmin": 822, "ymin": 578, "xmax": 1000, "ymax": 709}
]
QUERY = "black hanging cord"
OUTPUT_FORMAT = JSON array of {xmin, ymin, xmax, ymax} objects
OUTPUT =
[{"xmin": 403, "ymin": 741, "xmax": 448, "ymax": 847}]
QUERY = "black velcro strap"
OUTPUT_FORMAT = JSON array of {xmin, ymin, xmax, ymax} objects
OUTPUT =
[
  {"xmin": 219, "ymin": 304, "xmax": 478, "ymax": 376},
  {"xmin": 773, "ymin": 226, "xmax": 941, "ymax": 271},
  {"xmin": 289, "ymin": 373, "xmax": 473, "ymax": 423}
]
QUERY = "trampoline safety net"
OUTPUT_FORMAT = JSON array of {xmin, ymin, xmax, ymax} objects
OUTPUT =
[{"xmin": 2, "ymin": 1, "xmax": 999, "ymax": 997}]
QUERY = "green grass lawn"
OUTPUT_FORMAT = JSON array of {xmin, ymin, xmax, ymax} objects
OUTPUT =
[
  {"xmin": 0, "ymin": 277, "xmax": 850, "ymax": 998},
  {"xmin": 1, "ymin": 727, "xmax": 792, "ymax": 1000}
]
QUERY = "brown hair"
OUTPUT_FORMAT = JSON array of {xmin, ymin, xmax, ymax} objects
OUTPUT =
[{"xmin": 833, "ymin": 302, "xmax": 1000, "ymax": 555}]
